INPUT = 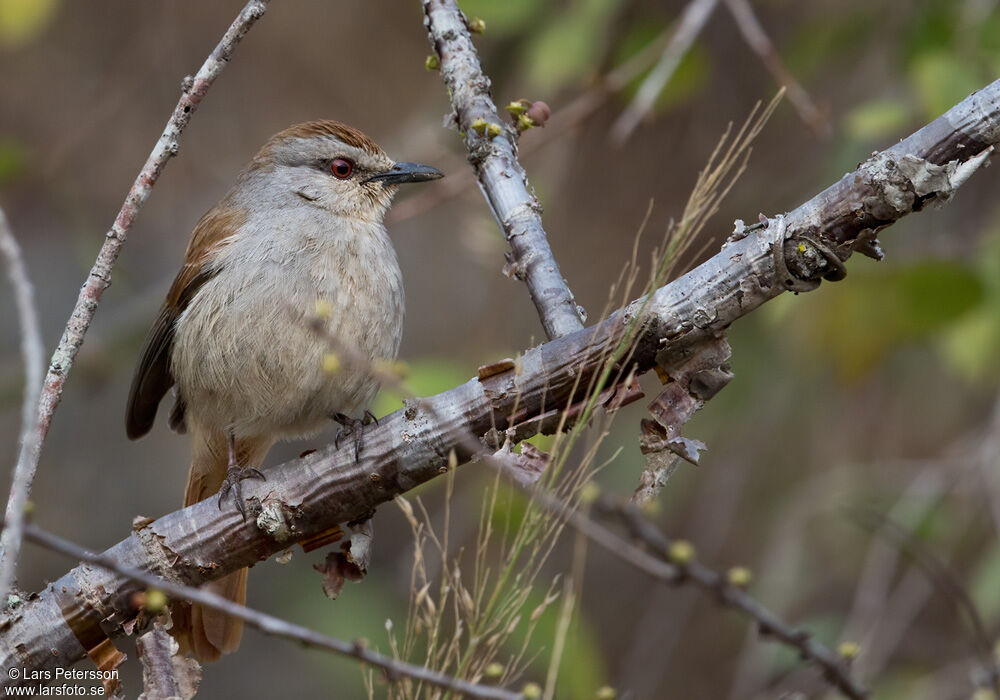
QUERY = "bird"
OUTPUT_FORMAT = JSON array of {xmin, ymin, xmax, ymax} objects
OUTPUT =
[{"xmin": 124, "ymin": 120, "xmax": 443, "ymax": 661}]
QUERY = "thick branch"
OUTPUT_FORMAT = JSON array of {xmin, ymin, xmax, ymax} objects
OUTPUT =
[
  {"xmin": 7, "ymin": 0, "xmax": 269, "ymax": 557},
  {"xmin": 4, "ymin": 79, "xmax": 999, "ymax": 682},
  {"xmin": 422, "ymin": 0, "xmax": 585, "ymax": 339}
]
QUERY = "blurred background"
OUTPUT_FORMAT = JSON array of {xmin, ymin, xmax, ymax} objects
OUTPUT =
[{"xmin": 2, "ymin": 0, "xmax": 1000, "ymax": 697}]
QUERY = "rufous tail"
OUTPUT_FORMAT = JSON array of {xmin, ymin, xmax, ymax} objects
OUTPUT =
[{"xmin": 171, "ymin": 426, "xmax": 272, "ymax": 662}]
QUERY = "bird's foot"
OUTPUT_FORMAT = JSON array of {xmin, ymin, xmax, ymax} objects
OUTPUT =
[
  {"xmin": 217, "ymin": 435, "xmax": 266, "ymax": 519},
  {"xmin": 332, "ymin": 410, "xmax": 377, "ymax": 460},
  {"xmin": 217, "ymin": 465, "xmax": 266, "ymax": 519}
]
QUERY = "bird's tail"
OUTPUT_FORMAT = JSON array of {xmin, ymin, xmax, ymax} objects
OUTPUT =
[{"xmin": 171, "ymin": 426, "xmax": 272, "ymax": 662}]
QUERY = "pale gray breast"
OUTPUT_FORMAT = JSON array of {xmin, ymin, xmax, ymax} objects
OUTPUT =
[{"xmin": 172, "ymin": 208, "xmax": 404, "ymax": 439}]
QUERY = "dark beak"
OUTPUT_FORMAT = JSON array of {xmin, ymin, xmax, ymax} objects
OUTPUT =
[{"xmin": 364, "ymin": 161, "xmax": 444, "ymax": 185}]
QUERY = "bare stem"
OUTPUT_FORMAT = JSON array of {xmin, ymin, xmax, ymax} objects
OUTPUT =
[
  {"xmin": 585, "ymin": 498, "xmax": 868, "ymax": 699},
  {"xmin": 724, "ymin": 0, "xmax": 830, "ymax": 137},
  {"xmin": 0, "ymin": 207, "xmax": 45, "ymax": 599},
  {"xmin": 611, "ymin": 0, "xmax": 721, "ymax": 144}
]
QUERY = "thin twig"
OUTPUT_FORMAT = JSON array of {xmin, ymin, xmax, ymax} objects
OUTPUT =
[
  {"xmin": 724, "ymin": 0, "xmax": 830, "ymax": 137},
  {"xmin": 847, "ymin": 507, "xmax": 999, "ymax": 689},
  {"xmin": 0, "ymin": 206, "xmax": 45, "ymax": 600},
  {"xmin": 20, "ymin": 524, "xmax": 523, "ymax": 700},
  {"xmin": 9, "ymin": 0, "xmax": 269, "ymax": 551},
  {"xmin": 581, "ymin": 498, "xmax": 869, "ymax": 699},
  {"xmin": 610, "ymin": 0, "xmax": 721, "ymax": 144},
  {"xmin": 422, "ymin": 0, "xmax": 585, "ymax": 340}
]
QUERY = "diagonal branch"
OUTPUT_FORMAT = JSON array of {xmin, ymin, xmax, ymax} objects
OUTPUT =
[
  {"xmin": 20, "ymin": 524, "xmax": 523, "ymax": 700},
  {"xmin": 0, "ymin": 207, "xmax": 44, "ymax": 599},
  {"xmin": 610, "ymin": 0, "xmax": 721, "ymax": 144},
  {"xmin": 422, "ymin": 0, "xmax": 585, "ymax": 340},
  {"xmin": 724, "ymin": 0, "xmax": 830, "ymax": 137},
  {"xmin": 3, "ymin": 78, "xmax": 999, "ymax": 684},
  {"xmin": 572, "ymin": 497, "xmax": 868, "ymax": 699},
  {"xmin": 0, "ymin": 0, "xmax": 270, "ymax": 584}
]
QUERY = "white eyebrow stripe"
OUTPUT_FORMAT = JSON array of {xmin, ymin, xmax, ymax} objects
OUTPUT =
[{"xmin": 288, "ymin": 137, "xmax": 381, "ymax": 168}]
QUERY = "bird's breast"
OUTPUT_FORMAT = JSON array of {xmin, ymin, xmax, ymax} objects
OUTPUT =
[{"xmin": 171, "ymin": 214, "xmax": 404, "ymax": 439}]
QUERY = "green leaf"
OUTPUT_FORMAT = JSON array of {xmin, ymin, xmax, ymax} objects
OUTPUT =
[
  {"xmin": 523, "ymin": 0, "xmax": 618, "ymax": 91},
  {"xmin": 843, "ymin": 99, "xmax": 912, "ymax": 141},
  {"xmin": 0, "ymin": 0, "xmax": 59, "ymax": 49},
  {"xmin": 457, "ymin": 0, "xmax": 544, "ymax": 35},
  {"xmin": 784, "ymin": 8, "xmax": 880, "ymax": 79},
  {"xmin": 909, "ymin": 50, "xmax": 982, "ymax": 121},
  {"xmin": 787, "ymin": 261, "xmax": 984, "ymax": 381},
  {"xmin": 371, "ymin": 357, "xmax": 471, "ymax": 418},
  {"xmin": 940, "ymin": 308, "xmax": 1000, "ymax": 381},
  {"xmin": 612, "ymin": 21, "xmax": 709, "ymax": 112},
  {"xmin": 901, "ymin": 2, "xmax": 957, "ymax": 64},
  {"xmin": 940, "ymin": 228, "xmax": 1000, "ymax": 380},
  {"xmin": 0, "ymin": 139, "xmax": 26, "ymax": 187},
  {"xmin": 971, "ymin": 545, "xmax": 1000, "ymax": 622}
]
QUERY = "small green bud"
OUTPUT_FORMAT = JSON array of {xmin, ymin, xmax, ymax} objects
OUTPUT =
[
  {"xmin": 726, "ymin": 566, "xmax": 752, "ymax": 588},
  {"xmin": 578, "ymin": 481, "xmax": 601, "ymax": 505},
  {"xmin": 516, "ymin": 113, "xmax": 535, "ymax": 132},
  {"xmin": 314, "ymin": 298, "xmax": 333, "ymax": 319},
  {"xmin": 322, "ymin": 353, "xmax": 341, "ymax": 374},
  {"xmin": 470, "ymin": 117, "xmax": 489, "ymax": 136},
  {"xmin": 145, "ymin": 588, "xmax": 168, "ymax": 614},
  {"xmin": 522, "ymin": 683, "xmax": 542, "ymax": 699},
  {"xmin": 373, "ymin": 358, "xmax": 409, "ymax": 378},
  {"xmin": 667, "ymin": 540, "xmax": 695, "ymax": 565},
  {"xmin": 484, "ymin": 662, "xmax": 504, "ymax": 679},
  {"xmin": 468, "ymin": 17, "xmax": 486, "ymax": 34},
  {"xmin": 837, "ymin": 641, "xmax": 860, "ymax": 660},
  {"xmin": 486, "ymin": 122, "xmax": 503, "ymax": 139},
  {"xmin": 505, "ymin": 101, "xmax": 529, "ymax": 117},
  {"xmin": 425, "ymin": 54, "xmax": 440, "ymax": 71},
  {"xmin": 596, "ymin": 686, "xmax": 617, "ymax": 699},
  {"xmin": 641, "ymin": 498, "xmax": 662, "ymax": 516}
]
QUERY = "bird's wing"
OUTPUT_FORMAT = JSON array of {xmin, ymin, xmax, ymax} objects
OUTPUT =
[{"xmin": 124, "ymin": 206, "xmax": 246, "ymax": 439}]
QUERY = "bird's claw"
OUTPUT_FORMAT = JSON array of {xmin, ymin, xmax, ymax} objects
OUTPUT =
[
  {"xmin": 333, "ymin": 411, "xmax": 377, "ymax": 461},
  {"xmin": 217, "ymin": 465, "xmax": 267, "ymax": 520}
]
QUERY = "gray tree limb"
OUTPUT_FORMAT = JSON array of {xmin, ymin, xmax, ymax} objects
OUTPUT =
[
  {"xmin": 422, "ymin": 0, "xmax": 585, "ymax": 340},
  {"xmin": 3, "ymin": 77, "xmax": 999, "ymax": 685}
]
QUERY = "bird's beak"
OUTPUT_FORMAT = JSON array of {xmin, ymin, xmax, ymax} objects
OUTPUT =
[{"xmin": 364, "ymin": 162, "xmax": 444, "ymax": 185}]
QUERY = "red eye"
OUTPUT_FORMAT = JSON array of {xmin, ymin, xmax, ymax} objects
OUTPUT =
[{"xmin": 330, "ymin": 157, "xmax": 354, "ymax": 179}]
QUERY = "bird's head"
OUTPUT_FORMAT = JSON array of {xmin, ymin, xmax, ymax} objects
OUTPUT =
[{"xmin": 246, "ymin": 120, "xmax": 443, "ymax": 221}]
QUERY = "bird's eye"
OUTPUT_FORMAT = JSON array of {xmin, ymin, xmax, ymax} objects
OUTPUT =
[{"xmin": 330, "ymin": 158, "xmax": 354, "ymax": 179}]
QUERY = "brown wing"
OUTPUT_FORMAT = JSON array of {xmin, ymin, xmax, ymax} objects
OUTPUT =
[{"xmin": 124, "ymin": 206, "xmax": 246, "ymax": 440}]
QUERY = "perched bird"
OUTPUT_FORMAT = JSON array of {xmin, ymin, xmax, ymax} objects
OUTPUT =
[{"xmin": 125, "ymin": 120, "xmax": 442, "ymax": 661}]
